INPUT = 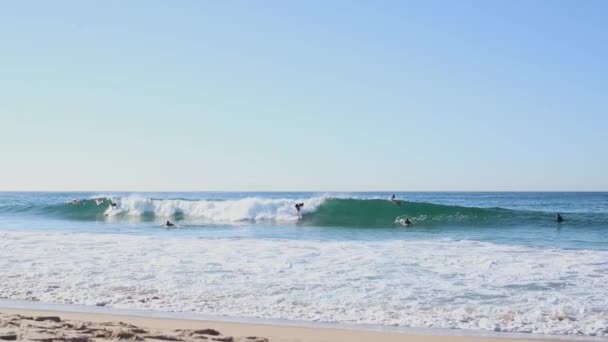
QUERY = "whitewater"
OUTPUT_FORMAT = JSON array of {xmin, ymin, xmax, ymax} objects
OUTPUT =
[
  {"xmin": 1, "ymin": 192, "xmax": 607, "ymax": 337},
  {"xmin": 102, "ymin": 195, "xmax": 326, "ymax": 222}
]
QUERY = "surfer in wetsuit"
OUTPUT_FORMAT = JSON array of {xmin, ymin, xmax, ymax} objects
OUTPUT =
[
  {"xmin": 556, "ymin": 213, "xmax": 564, "ymax": 223},
  {"xmin": 295, "ymin": 203, "xmax": 304, "ymax": 213},
  {"xmin": 404, "ymin": 217, "xmax": 412, "ymax": 225},
  {"xmin": 165, "ymin": 220, "xmax": 175, "ymax": 227},
  {"xmin": 391, "ymin": 194, "xmax": 401, "ymax": 206},
  {"xmin": 295, "ymin": 203, "xmax": 304, "ymax": 220}
]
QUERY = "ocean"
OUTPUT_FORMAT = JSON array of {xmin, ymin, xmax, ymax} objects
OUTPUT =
[{"xmin": 0, "ymin": 192, "xmax": 607, "ymax": 337}]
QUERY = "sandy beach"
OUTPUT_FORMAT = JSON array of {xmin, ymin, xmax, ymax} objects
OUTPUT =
[
  {"xmin": 0, "ymin": 307, "xmax": 569, "ymax": 342},
  {"xmin": 2, "ymin": 0, "xmax": 607, "ymax": 339}
]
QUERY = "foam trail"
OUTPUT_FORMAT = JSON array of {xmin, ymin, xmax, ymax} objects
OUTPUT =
[{"xmin": 1, "ymin": 232, "xmax": 607, "ymax": 336}]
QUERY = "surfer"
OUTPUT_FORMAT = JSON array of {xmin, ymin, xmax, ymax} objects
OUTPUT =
[
  {"xmin": 391, "ymin": 194, "xmax": 401, "ymax": 206},
  {"xmin": 295, "ymin": 203, "xmax": 304, "ymax": 213},
  {"xmin": 295, "ymin": 203, "xmax": 304, "ymax": 220},
  {"xmin": 556, "ymin": 213, "xmax": 564, "ymax": 223},
  {"xmin": 110, "ymin": 202, "xmax": 117, "ymax": 208},
  {"xmin": 165, "ymin": 220, "xmax": 176, "ymax": 227},
  {"xmin": 396, "ymin": 216, "xmax": 412, "ymax": 226}
]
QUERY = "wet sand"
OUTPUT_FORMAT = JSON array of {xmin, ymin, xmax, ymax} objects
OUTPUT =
[{"xmin": 0, "ymin": 307, "xmax": 565, "ymax": 342}]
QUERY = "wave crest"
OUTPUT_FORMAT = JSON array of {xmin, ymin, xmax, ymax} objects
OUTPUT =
[
  {"xmin": 104, "ymin": 196, "xmax": 326, "ymax": 222},
  {"xmin": 3, "ymin": 196, "xmax": 600, "ymax": 227}
]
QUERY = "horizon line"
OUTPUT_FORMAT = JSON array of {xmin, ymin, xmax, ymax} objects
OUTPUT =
[{"xmin": 0, "ymin": 189, "xmax": 606, "ymax": 193}]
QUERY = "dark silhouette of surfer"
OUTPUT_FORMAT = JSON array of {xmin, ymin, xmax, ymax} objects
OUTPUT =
[
  {"xmin": 295, "ymin": 203, "xmax": 304, "ymax": 213},
  {"xmin": 395, "ymin": 216, "xmax": 412, "ymax": 226},
  {"xmin": 556, "ymin": 213, "xmax": 564, "ymax": 223},
  {"xmin": 391, "ymin": 194, "xmax": 401, "ymax": 206},
  {"xmin": 295, "ymin": 203, "xmax": 304, "ymax": 220},
  {"xmin": 165, "ymin": 220, "xmax": 175, "ymax": 227}
]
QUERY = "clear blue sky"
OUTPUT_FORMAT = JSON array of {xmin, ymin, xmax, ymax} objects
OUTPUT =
[{"xmin": 1, "ymin": 1, "xmax": 607, "ymax": 191}]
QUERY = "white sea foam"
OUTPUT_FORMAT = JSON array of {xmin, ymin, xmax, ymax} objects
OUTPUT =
[
  {"xmin": 103, "ymin": 196, "xmax": 326, "ymax": 222},
  {"xmin": 0, "ymin": 231, "xmax": 607, "ymax": 336}
]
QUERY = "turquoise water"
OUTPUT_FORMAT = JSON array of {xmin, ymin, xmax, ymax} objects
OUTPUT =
[
  {"xmin": 0, "ymin": 192, "xmax": 607, "ymax": 336},
  {"xmin": 1, "ymin": 192, "xmax": 606, "ymax": 249}
]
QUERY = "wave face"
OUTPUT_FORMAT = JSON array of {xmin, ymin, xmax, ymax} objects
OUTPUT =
[
  {"xmin": 2, "ymin": 195, "xmax": 601, "ymax": 228},
  {"xmin": 302, "ymin": 198, "xmax": 522, "ymax": 227}
]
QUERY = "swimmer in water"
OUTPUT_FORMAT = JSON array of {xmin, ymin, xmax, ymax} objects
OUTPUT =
[{"xmin": 556, "ymin": 213, "xmax": 564, "ymax": 223}]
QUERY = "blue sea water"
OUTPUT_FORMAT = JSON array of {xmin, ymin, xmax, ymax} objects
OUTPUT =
[{"xmin": 0, "ymin": 192, "xmax": 607, "ymax": 336}]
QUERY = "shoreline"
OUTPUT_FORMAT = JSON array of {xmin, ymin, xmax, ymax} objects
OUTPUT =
[{"xmin": 1, "ymin": 300, "xmax": 602, "ymax": 342}]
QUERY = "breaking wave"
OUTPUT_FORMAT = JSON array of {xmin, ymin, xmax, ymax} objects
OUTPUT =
[{"xmin": 1, "ymin": 196, "xmax": 602, "ymax": 228}]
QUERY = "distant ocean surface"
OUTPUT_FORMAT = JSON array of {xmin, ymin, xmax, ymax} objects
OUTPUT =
[{"xmin": 1, "ymin": 192, "xmax": 607, "ymax": 336}]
